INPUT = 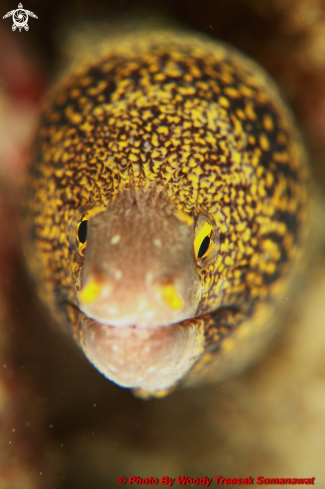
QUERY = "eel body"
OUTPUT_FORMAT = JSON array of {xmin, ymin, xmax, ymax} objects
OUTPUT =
[{"xmin": 22, "ymin": 29, "xmax": 309, "ymax": 397}]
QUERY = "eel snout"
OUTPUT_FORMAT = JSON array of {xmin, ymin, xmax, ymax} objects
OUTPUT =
[{"xmin": 78, "ymin": 191, "xmax": 201, "ymax": 328}]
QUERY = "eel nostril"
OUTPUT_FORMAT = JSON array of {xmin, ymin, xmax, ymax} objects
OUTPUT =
[
  {"xmin": 80, "ymin": 279, "xmax": 103, "ymax": 305},
  {"xmin": 159, "ymin": 284, "xmax": 184, "ymax": 311}
]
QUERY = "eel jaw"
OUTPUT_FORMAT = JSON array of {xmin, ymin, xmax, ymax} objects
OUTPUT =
[{"xmin": 80, "ymin": 316, "xmax": 205, "ymax": 392}]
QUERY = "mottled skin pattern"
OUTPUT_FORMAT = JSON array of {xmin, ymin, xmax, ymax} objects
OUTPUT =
[{"xmin": 22, "ymin": 29, "xmax": 309, "ymax": 397}]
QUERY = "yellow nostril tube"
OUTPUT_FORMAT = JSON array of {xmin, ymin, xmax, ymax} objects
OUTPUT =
[
  {"xmin": 80, "ymin": 280, "xmax": 102, "ymax": 305},
  {"xmin": 160, "ymin": 284, "xmax": 184, "ymax": 310}
]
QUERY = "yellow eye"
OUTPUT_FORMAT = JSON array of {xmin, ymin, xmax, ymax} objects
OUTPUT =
[
  {"xmin": 194, "ymin": 214, "xmax": 219, "ymax": 267},
  {"xmin": 76, "ymin": 216, "xmax": 88, "ymax": 253},
  {"xmin": 69, "ymin": 204, "xmax": 106, "ymax": 258}
]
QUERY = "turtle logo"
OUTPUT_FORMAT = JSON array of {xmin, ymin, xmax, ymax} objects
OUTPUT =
[{"xmin": 3, "ymin": 3, "xmax": 38, "ymax": 32}]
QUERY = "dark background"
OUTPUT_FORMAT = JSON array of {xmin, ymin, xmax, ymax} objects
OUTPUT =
[{"xmin": 1, "ymin": 1, "xmax": 325, "ymax": 488}]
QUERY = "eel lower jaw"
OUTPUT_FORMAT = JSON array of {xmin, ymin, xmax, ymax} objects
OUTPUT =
[{"xmin": 79, "ymin": 312, "xmax": 205, "ymax": 391}]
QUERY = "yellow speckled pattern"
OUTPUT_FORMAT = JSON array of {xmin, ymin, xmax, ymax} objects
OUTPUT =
[{"xmin": 22, "ymin": 29, "xmax": 309, "ymax": 395}]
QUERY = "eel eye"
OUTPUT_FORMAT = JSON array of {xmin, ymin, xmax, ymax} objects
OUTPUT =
[
  {"xmin": 198, "ymin": 234, "xmax": 212, "ymax": 258},
  {"xmin": 78, "ymin": 219, "xmax": 88, "ymax": 244},
  {"xmin": 76, "ymin": 216, "xmax": 89, "ymax": 253},
  {"xmin": 194, "ymin": 213, "xmax": 219, "ymax": 268},
  {"xmin": 69, "ymin": 204, "xmax": 106, "ymax": 258}
]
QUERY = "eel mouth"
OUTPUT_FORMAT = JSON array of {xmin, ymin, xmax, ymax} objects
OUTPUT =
[
  {"xmin": 79, "ymin": 311, "xmax": 205, "ymax": 391},
  {"xmin": 78, "ymin": 273, "xmax": 199, "ymax": 329}
]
